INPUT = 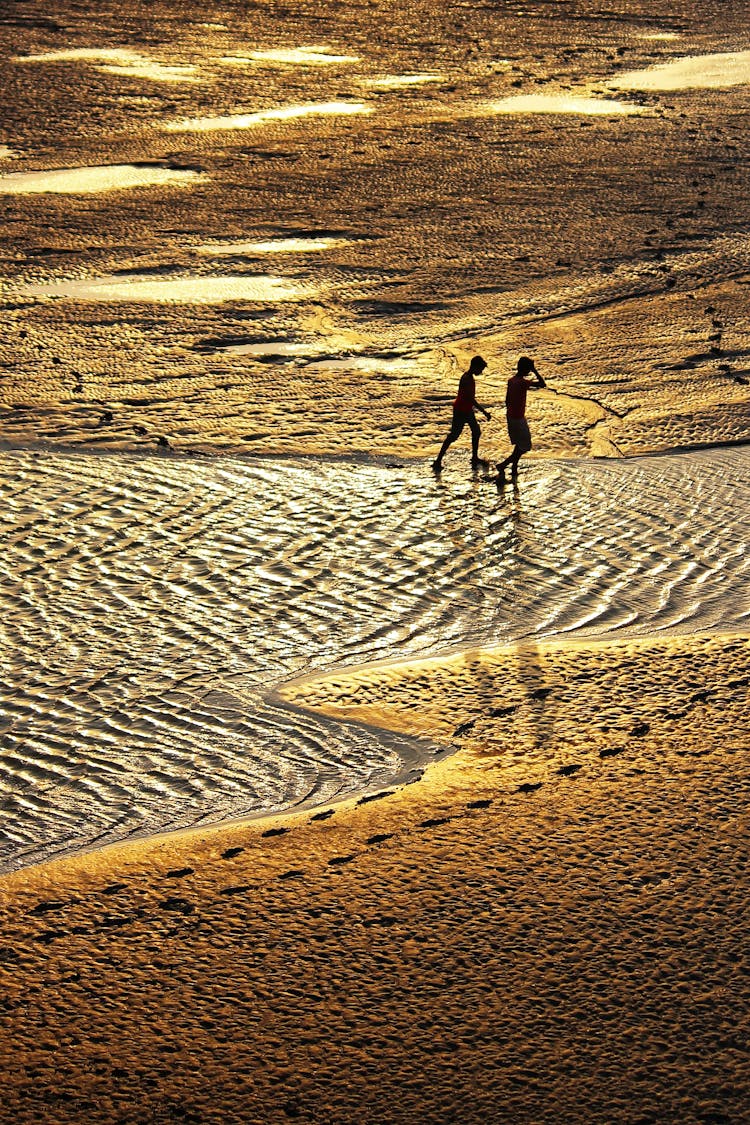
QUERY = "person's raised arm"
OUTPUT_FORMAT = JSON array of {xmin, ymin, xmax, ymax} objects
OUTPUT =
[{"xmin": 530, "ymin": 364, "xmax": 546, "ymax": 389}]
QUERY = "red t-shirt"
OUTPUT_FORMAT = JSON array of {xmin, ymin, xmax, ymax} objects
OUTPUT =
[
  {"xmin": 506, "ymin": 375, "xmax": 530, "ymax": 420},
  {"xmin": 453, "ymin": 372, "xmax": 476, "ymax": 413}
]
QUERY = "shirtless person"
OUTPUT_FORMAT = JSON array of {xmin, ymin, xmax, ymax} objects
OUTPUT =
[
  {"xmin": 432, "ymin": 355, "xmax": 492, "ymax": 473},
  {"xmin": 496, "ymin": 356, "xmax": 545, "ymax": 483}
]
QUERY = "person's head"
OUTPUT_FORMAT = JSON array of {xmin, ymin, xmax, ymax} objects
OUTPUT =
[
  {"xmin": 517, "ymin": 355, "xmax": 536, "ymax": 376},
  {"xmin": 469, "ymin": 355, "xmax": 487, "ymax": 374}
]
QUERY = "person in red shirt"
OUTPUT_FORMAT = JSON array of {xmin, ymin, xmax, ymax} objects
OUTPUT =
[
  {"xmin": 432, "ymin": 355, "xmax": 492, "ymax": 473},
  {"xmin": 496, "ymin": 356, "xmax": 546, "ymax": 483}
]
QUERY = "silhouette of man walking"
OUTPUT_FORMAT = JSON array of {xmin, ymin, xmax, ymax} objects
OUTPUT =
[
  {"xmin": 496, "ymin": 356, "xmax": 545, "ymax": 483},
  {"xmin": 432, "ymin": 355, "xmax": 492, "ymax": 473}
]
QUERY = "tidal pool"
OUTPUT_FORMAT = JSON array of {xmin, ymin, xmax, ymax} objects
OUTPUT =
[
  {"xmin": 363, "ymin": 74, "xmax": 442, "ymax": 88},
  {"xmin": 486, "ymin": 94, "xmax": 645, "ymax": 116},
  {"xmin": 221, "ymin": 47, "xmax": 360, "ymax": 66},
  {"xmin": 14, "ymin": 47, "xmax": 198, "ymax": 82},
  {"xmin": 164, "ymin": 101, "xmax": 370, "ymax": 133},
  {"xmin": 611, "ymin": 50, "xmax": 750, "ymax": 90},
  {"xmin": 0, "ymin": 163, "xmax": 204, "ymax": 195},
  {"xmin": 212, "ymin": 340, "xmax": 327, "ymax": 356},
  {"xmin": 197, "ymin": 237, "xmax": 352, "ymax": 255},
  {"xmin": 20, "ymin": 273, "xmax": 315, "ymax": 303}
]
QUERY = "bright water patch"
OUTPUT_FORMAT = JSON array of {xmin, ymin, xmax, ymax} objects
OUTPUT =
[
  {"xmin": 164, "ymin": 101, "xmax": 370, "ymax": 133},
  {"xmin": 14, "ymin": 47, "xmax": 198, "ymax": 82},
  {"xmin": 197, "ymin": 237, "xmax": 351, "ymax": 255},
  {"xmin": 21, "ymin": 273, "xmax": 314, "ymax": 303},
  {"xmin": 611, "ymin": 51, "xmax": 750, "ymax": 90},
  {"xmin": 487, "ymin": 94, "xmax": 645, "ymax": 116},
  {"xmin": 222, "ymin": 47, "xmax": 360, "ymax": 66},
  {"xmin": 210, "ymin": 340, "xmax": 333, "ymax": 357},
  {"xmin": 0, "ymin": 164, "xmax": 204, "ymax": 195},
  {"xmin": 303, "ymin": 354, "xmax": 425, "ymax": 374},
  {"xmin": 364, "ymin": 74, "xmax": 442, "ymax": 88}
]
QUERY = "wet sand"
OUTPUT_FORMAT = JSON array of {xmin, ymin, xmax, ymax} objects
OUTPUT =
[
  {"xmin": 2, "ymin": 633, "xmax": 749, "ymax": 1123},
  {"xmin": 2, "ymin": 0, "xmax": 750, "ymax": 1120}
]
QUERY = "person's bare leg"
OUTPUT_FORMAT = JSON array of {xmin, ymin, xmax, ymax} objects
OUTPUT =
[
  {"xmin": 470, "ymin": 415, "xmax": 484, "ymax": 467},
  {"xmin": 496, "ymin": 448, "xmax": 515, "ymax": 481},
  {"xmin": 432, "ymin": 433, "xmax": 453, "ymax": 472}
]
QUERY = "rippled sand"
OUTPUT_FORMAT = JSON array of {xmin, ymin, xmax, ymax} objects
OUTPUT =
[
  {"xmin": 2, "ymin": 2, "xmax": 750, "ymax": 1118},
  {"xmin": 1, "ymin": 445, "xmax": 748, "ymax": 871}
]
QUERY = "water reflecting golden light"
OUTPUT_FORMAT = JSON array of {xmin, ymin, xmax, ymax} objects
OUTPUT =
[
  {"xmin": 164, "ymin": 101, "xmax": 371, "ymax": 133},
  {"xmin": 14, "ymin": 47, "xmax": 199, "ymax": 82},
  {"xmin": 20, "ymin": 273, "xmax": 316, "ymax": 303},
  {"xmin": 487, "ymin": 94, "xmax": 645, "ymax": 116},
  {"xmin": 0, "ymin": 164, "xmax": 204, "ymax": 195},
  {"xmin": 611, "ymin": 50, "xmax": 750, "ymax": 90}
]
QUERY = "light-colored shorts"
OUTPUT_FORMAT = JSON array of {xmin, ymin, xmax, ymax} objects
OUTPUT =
[{"xmin": 508, "ymin": 417, "xmax": 532, "ymax": 453}]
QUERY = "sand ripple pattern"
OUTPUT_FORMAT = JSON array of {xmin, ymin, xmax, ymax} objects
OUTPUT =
[{"xmin": 1, "ymin": 447, "xmax": 748, "ymax": 870}]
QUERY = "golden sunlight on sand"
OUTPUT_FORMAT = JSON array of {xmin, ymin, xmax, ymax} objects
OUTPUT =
[{"xmin": 2, "ymin": 633, "xmax": 749, "ymax": 1123}]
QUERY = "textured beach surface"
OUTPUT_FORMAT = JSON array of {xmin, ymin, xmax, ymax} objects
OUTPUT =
[
  {"xmin": 1, "ymin": 0, "xmax": 750, "ymax": 1120},
  {"xmin": 2, "ymin": 634, "xmax": 749, "ymax": 1123}
]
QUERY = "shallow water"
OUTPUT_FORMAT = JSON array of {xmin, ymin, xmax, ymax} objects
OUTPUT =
[
  {"xmin": 1, "ymin": 446, "xmax": 748, "ymax": 871},
  {"xmin": 0, "ymin": 164, "xmax": 204, "ymax": 195},
  {"xmin": 2, "ymin": 0, "xmax": 750, "ymax": 872}
]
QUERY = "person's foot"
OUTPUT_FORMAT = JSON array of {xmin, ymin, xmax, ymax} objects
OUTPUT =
[{"xmin": 431, "ymin": 460, "xmax": 443, "ymax": 473}]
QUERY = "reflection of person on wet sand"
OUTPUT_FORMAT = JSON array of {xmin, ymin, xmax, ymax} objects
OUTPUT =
[
  {"xmin": 432, "ymin": 355, "xmax": 492, "ymax": 473},
  {"xmin": 496, "ymin": 356, "xmax": 545, "ymax": 484}
]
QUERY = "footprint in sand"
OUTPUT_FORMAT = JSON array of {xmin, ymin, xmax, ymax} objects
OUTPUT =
[
  {"xmin": 35, "ymin": 930, "xmax": 65, "ymax": 944},
  {"xmin": 366, "ymin": 832, "xmax": 394, "ymax": 845},
  {"xmin": 221, "ymin": 846, "xmax": 244, "ymax": 859},
  {"xmin": 310, "ymin": 809, "xmax": 335, "ymax": 822},
  {"xmin": 165, "ymin": 867, "xmax": 194, "ymax": 878},
  {"xmin": 159, "ymin": 897, "xmax": 195, "ymax": 914},
  {"xmin": 261, "ymin": 827, "xmax": 289, "ymax": 838},
  {"xmin": 30, "ymin": 900, "xmax": 71, "ymax": 914},
  {"xmin": 357, "ymin": 790, "xmax": 395, "ymax": 806}
]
